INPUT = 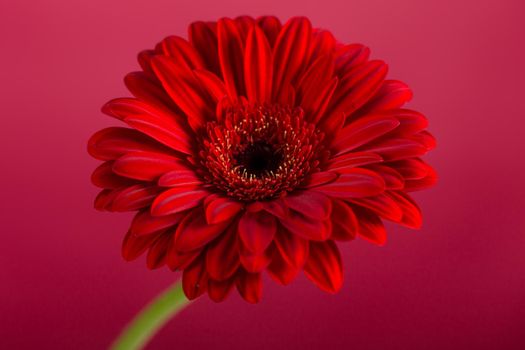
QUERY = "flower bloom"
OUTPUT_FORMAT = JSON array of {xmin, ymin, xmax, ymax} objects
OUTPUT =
[{"xmin": 88, "ymin": 16, "xmax": 436, "ymax": 303}]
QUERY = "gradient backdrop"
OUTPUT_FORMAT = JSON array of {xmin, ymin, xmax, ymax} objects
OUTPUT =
[{"xmin": 1, "ymin": 0, "xmax": 524, "ymax": 349}]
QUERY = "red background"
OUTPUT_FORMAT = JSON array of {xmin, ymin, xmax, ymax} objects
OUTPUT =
[{"xmin": 2, "ymin": 0, "xmax": 524, "ymax": 349}]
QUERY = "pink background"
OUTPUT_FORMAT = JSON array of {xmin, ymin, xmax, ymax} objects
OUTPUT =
[{"xmin": 1, "ymin": 0, "xmax": 524, "ymax": 349}]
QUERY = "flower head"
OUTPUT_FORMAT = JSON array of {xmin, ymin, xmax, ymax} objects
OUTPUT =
[{"xmin": 88, "ymin": 16, "xmax": 436, "ymax": 303}]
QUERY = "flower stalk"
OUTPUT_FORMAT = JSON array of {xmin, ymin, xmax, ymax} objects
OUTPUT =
[{"xmin": 110, "ymin": 281, "xmax": 189, "ymax": 350}]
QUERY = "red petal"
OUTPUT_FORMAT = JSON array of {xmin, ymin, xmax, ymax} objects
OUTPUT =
[
  {"xmin": 329, "ymin": 60, "xmax": 388, "ymax": 118},
  {"xmin": 328, "ymin": 151, "xmax": 383, "ymax": 171},
  {"xmin": 208, "ymin": 278, "xmax": 235, "ymax": 302},
  {"xmin": 274, "ymin": 227, "xmax": 309, "ymax": 268},
  {"xmin": 182, "ymin": 257, "xmax": 208, "ymax": 300},
  {"xmin": 238, "ymin": 211, "xmax": 277, "ymax": 253},
  {"xmin": 175, "ymin": 207, "xmax": 233, "ymax": 252},
  {"xmin": 188, "ymin": 21, "xmax": 221, "ymax": 75},
  {"xmin": 193, "ymin": 69, "xmax": 228, "ymax": 102},
  {"xmin": 279, "ymin": 210, "xmax": 331, "ymax": 241},
  {"xmin": 151, "ymin": 187, "xmax": 208, "ymax": 216},
  {"xmin": 244, "ymin": 25, "xmax": 272, "ymax": 103},
  {"xmin": 261, "ymin": 199, "xmax": 289, "ymax": 219},
  {"xmin": 113, "ymin": 151, "xmax": 187, "ymax": 181},
  {"xmin": 404, "ymin": 164, "xmax": 437, "ymax": 191},
  {"xmin": 160, "ymin": 35, "xmax": 205, "ymax": 70},
  {"xmin": 256, "ymin": 16, "xmax": 281, "ymax": 47},
  {"xmin": 146, "ymin": 232, "xmax": 172, "ymax": 269},
  {"xmin": 354, "ymin": 207, "xmax": 387, "ymax": 245},
  {"xmin": 112, "ymin": 185, "xmax": 161, "ymax": 212},
  {"xmin": 122, "ymin": 230, "xmax": 161, "ymax": 261},
  {"xmin": 309, "ymin": 30, "xmax": 336, "ymax": 63},
  {"xmin": 272, "ymin": 17, "xmax": 312, "ymax": 100},
  {"xmin": 130, "ymin": 210, "xmax": 183, "ymax": 236},
  {"xmin": 335, "ymin": 44, "xmax": 370, "ymax": 75},
  {"xmin": 361, "ymin": 138, "xmax": 428, "ymax": 161},
  {"xmin": 284, "ymin": 191, "xmax": 332, "ymax": 220},
  {"xmin": 304, "ymin": 240, "xmax": 343, "ymax": 293},
  {"xmin": 330, "ymin": 199, "xmax": 358, "ymax": 241},
  {"xmin": 235, "ymin": 16, "xmax": 256, "ymax": 38},
  {"xmin": 388, "ymin": 158, "xmax": 429, "ymax": 180},
  {"xmin": 313, "ymin": 168, "xmax": 385, "ymax": 198},
  {"xmin": 358, "ymin": 80, "xmax": 413, "ymax": 114},
  {"xmin": 349, "ymin": 193, "xmax": 403, "ymax": 222},
  {"xmin": 217, "ymin": 18, "xmax": 245, "ymax": 99},
  {"xmin": 296, "ymin": 54, "xmax": 335, "ymax": 120},
  {"xmin": 166, "ymin": 247, "xmax": 200, "ymax": 271},
  {"xmin": 367, "ymin": 165, "xmax": 405, "ymax": 189},
  {"xmin": 206, "ymin": 224, "xmax": 240, "ymax": 280},
  {"xmin": 388, "ymin": 191, "xmax": 423, "ymax": 229},
  {"xmin": 123, "ymin": 111, "xmax": 193, "ymax": 155},
  {"xmin": 88, "ymin": 127, "xmax": 171, "ymax": 161},
  {"xmin": 158, "ymin": 170, "xmax": 202, "ymax": 187},
  {"xmin": 334, "ymin": 113, "xmax": 400, "ymax": 155},
  {"xmin": 236, "ymin": 270, "xmax": 262, "ymax": 304},
  {"xmin": 267, "ymin": 251, "xmax": 300, "ymax": 285},
  {"xmin": 239, "ymin": 244, "xmax": 273, "ymax": 273},
  {"xmin": 300, "ymin": 171, "xmax": 338, "ymax": 188},
  {"xmin": 91, "ymin": 161, "xmax": 135, "ymax": 189},
  {"xmin": 150, "ymin": 56, "xmax": 214, "ymax": 131},
  {"xmin": 94, "ymin": 189, "xmax": 117, "ymax": 211},
  {"xmin": 124, "ymin": 72, "xmax": 176, "ymax": 112},
  {"xmin": 204, "ymin": 196, "xmax": 243, "ymax": 224}
]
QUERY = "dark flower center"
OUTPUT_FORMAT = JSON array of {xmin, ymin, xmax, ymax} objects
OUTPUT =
[
  {"xmin": 234, "ymin": 141, "xmax": 283, "ymax": 177},
  {"xmin": 197, "ymin": 104, "xmax": 326, "ymax": 201}
]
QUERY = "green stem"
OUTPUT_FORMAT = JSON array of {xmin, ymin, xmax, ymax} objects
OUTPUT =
[{"xmin": 110, "ymin": 280, "xmax": 190, "ymax": 350}]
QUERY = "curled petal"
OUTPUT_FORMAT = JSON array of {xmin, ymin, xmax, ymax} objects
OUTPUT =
[
  {"xmin": 122, "ymin": 230, "xmax": 162, "ymax": 262},
  {"xmin": 208, "ymin": 278, "xmax": 235, "ymax": 302},
  {"xmin": 334, "ymin": 113, "xmax": 400, "ymax": 155},
  {"xmin": 146, "ymin": 232, "xmax": 172, "ymax": 269},
  {"xmin": 354, "ymin": 207, "xmax": 387, "ymax": 245},
  {"xmin": 300, "ymin": 171, "xmax": 338, "ymax": 188},
  {"xmin": 91, "ymin": 161, "xmax": 136, "ymax": 189},
  {"xmin": 151, "ymin": 187, "xmax": 208, "ymax": 216},
  {"xmin": 206, "ymin": 224, "xmax": 240, "ymax": 280},
  {"xmin": 244, "ymin": 25, "xmax": 272, "ymax": 103},
  {"xmin": 158, "ymin": 170, "xmax": 202, "ymax": 187},
  {"xmin": 160, "ymin": 35, "xmax": 206, "ymax": 69},
  {"xmin": 182, "ymin": 256, "xmax": 208, "ymax": 300},
  {"xmin": 330, "ymin": 199, "xmax": 358, "ymax": 241},
  {"xmin": 130, "ymin": 210, "xmax": 183, "ymax": 236},
  {"xmin": 328, "ymin": 151, "xmax": 383, "ymax": 172},
  {"xmin": 113, "ymin": 151, "xmax": 187, "ymax": 181},
  {"xmin": 205, "ymin": 196, "xmax": 243, "ymax": 224},
  {"xmin": 238, "ymin": 211, "xmax": 277, "ymax": 253},
  {"xmin": 304, "ymin": 240, "xmax": 343, "ymax": 293},
  {"xmin": 268, "ymin": 250, "xmax": 300, "ymax": 285},
  {"xmin": 284, "ymin": 191, "xmax": 332, "ymax": 220},
  {"xmin": 236, "ymin": 270, "xmax": 262, "ymax": 304},
  {"xmin": 88, "ymin": 127, "xmax": 171, "ymax": 161},
  {"xmin": 112, "ymin": 185, "xmax": 161, "ymax": 212},
  {"xmin": 218, "ymin": 18, "xmax": 246, "ymax": 99},
  {"xmin": 279, "ymin": 210, "xmax": 331, "ymax": 241},
  {"xmin": 272, "ymin": 17, "xmax": 312, "ymax": 99},
  {"xmin": 313, "ymin": 168, "xmax": 385, "ymax": 198},
  {"xmin": 175, "ymin": 207, "xmax": 233, "ymax": 252},
  {"xmin": 151, "ymin": 56, "xmax": 214, "ymax": 131},
  {"xmin": 388, "ymin": 191, "xmax": 423, "ymax": 229},
  {"xmin": 274, "ymin": 226, "xmax": 309, "ymax": 268},
  {"xmin": 256, "ymin": 16, "xmax": 281, "ymax": 47},
  {"xmin": 189, "ymin": 21, "xmax": 221, "ymax": 75}
]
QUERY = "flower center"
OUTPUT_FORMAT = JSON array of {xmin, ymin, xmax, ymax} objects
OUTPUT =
[
  {"xmin": 234, "ymin": 141, "xmax": 283, "ymax": 177},
  {"xmin": 197, "ymin": 104, "xmax": 326, "ymax": 201}
]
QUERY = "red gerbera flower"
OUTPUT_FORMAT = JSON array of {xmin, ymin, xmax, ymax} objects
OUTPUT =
[{"xmin": 88, "ymin": 16, "xmax": 436, "ymax": 303}]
